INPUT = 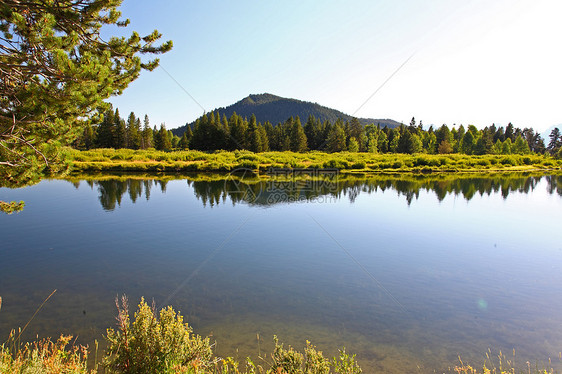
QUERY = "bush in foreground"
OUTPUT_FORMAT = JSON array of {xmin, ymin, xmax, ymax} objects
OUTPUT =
[
  {"xmin": 104, "ymin": 296, "xmax": 362, "ymax": 374},
  {"xmin": 0, "ymin": 333, "xmax": 92, "ymax": 374}
]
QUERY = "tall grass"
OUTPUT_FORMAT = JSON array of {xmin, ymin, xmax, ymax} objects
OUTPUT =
[{"xmin": 68, "ymin": 148, "xmax": 562, "ymax": 174}]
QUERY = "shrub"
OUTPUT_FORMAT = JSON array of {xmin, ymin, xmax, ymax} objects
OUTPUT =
[
  {"xmin": 500, "ymin": 156, "xmax": 516, "ymax": 166},
  {"xmin": 351, "ymin": 161, "xmax": 366, "ymax": 169},
  {"xmin": 0, "ymin": 333, "xmax": 92, "ymax": 374},
  {"xmin": 270, "ymin": 336, "xmax": 362, "ymax": 374},
  {"xmin": 323, "ymin": 159, "xmax": 350, "ymax": 169},
  {"xmin": 413, "ymin": 156, "xmax": 430, "ymax": 167},
  {"xmin": 104, "ymin": 296, "xmax": 213, "ymax": 374},
  {"xmin": 391, "ymin": 160, "xmax": 403, "ymax": 169},
  {"xmin": 236, "ymin": 160, "xmax": 259, "ymax": 169}
]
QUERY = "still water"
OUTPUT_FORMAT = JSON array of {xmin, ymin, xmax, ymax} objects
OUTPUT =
[{"xmin": 1, "ymin": 173, "xmax": 562, "ymax": 373}]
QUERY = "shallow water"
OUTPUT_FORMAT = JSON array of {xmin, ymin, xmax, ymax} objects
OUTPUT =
[{"xmin": 1, "ymin": 173, "xmax": 562, "ymax": 373}]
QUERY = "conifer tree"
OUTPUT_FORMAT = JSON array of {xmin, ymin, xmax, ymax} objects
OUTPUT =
[
  {"xmin": 548, "ymin": 128, "xmax": 561, "ymax": 155},
  {"xmin": 348, "ymin": 137, "xmax": 359, "ymax": 152},
  {"xmin": 290, "ymin": 116, "xmax": 307, "ymax": 152},
  {"xmin": 96, "ymin": 107, "xmax": 116, "ymax": 148},
  {"xmin": 178, "ymin": 131, "xmax": 189, "ymax": 150},
  {"xmin": 377, "ymin": 130, "xmax": 388, "ymax": 153},
  {"xmin": 502, "ymin": 138, "xmax": 512, "ymax": 154},
  {"xmin": 513, "ymin": 135, "xmax": 530, "ymax": 154},
  {"xmin": 114, "ymin": 109, "xmax": 127, "ymax": 148},
  {"xmin": 326, "ymin": 123, "xmax": 346, "ymax": 153},
  {"xmin": 156, "ymin": 124, "xmax": 171, "ymax": 151},
  {"xmin": 248, "ymin": 114, "xmax": 259, "ymax": 152},
  {"xmin": 461, "ymin": 130, "xmax": 475, "ymax": 155},
  {"xmin": 126, "ymin": 112, "xmax": 141, "ymax": 149},
  {"xmin": 229, "ymin": 113, "xmax": 248, "ymax": 150},
  {"xmin": 0, "ymin": 0, "xmax": 172, "ymax": 186}
]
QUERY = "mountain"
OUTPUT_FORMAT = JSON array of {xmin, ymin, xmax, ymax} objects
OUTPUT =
[{"xmin": 171, "ymin": 93, "xmax": 400, "ymax": 136}]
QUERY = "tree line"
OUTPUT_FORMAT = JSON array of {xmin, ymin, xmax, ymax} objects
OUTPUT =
[
  {"xmin": 75, "ymin": 107, "xmax": 562, "ymax": 157},
  {"xmin": 74, "ymin": 106, "xmax": 181, "ymax": 151}
]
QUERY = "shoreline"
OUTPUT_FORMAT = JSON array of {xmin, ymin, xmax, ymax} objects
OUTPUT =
[{"xmin": 69, "ymin": 148, "xmax": 562, "ymax": 175}]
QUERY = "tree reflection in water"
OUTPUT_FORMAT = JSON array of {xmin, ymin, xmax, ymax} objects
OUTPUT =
[{"xmin": 68, "ymin": 173, "xmax": 562, "ymax": 211}]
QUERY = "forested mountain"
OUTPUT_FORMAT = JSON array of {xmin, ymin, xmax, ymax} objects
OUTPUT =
[{"xmin": 171, "ymin": 93, "xmax": 400, "ymax": 136}]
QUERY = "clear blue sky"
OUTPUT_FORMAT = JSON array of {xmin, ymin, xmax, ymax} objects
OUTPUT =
[{"xmin": 107, "ymin": 0, "xmax": 561, "ymax": 133}]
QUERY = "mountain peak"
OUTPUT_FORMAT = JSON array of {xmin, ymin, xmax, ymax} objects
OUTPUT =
[
  {"xmin": 172, "ymin": 93, "xmax": 401, "ymax": 135},
  {"xmin": 238, "ymin": 93, "xmax": 282, "ymax": 106}
]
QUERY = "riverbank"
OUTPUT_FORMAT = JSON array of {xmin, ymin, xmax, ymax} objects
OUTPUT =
[{"xmin": 69, "ymin": 148, "xmax": 562, "ymax": 174}]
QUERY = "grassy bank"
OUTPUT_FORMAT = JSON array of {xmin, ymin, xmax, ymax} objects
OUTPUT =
[{"xmin": 68, "ymin": 148, "xmax": 562, "ymax": 174}]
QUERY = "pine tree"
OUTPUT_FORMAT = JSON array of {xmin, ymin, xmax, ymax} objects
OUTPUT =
[
  {"xmin": 348, "ymin": 137, "xmax": 359, "ymax": 152},
  {"xmin": 229, "ymin": 113, "xmax": 248, "ymax": 150},
  {"xmin": 77, "ymin": 123, "xmax": 95, "ymax": 150},
  {"xmin": 423, "ymin": 132, "xmax": 437, "ymax": 154},
  {"xmin": 461, "ymin": 130, "xmax": 475, "ymax": 155},
  {"xmin": 178, "ymin": 131, "xmax": 189, "ymax": 150},
  {"xmin": 96, "ymin": 107, "xmax": 116, "ymax": 148},
  {"xmin": 126, "ymin": 112, "xmax": 141, "ymax": 149},
  {"xmin": 257, "ymin": 125, "xmax": 269, "ymax": 152},
  {"xmin": 502, "ymin": 138, "xmax": 512, "ymax": 154},
  {"xmin": 326, "ymin": 123, "xmax": 346, "ymax": 153},
  {"xmin": 290, "ymin": 117, "xmax": 307, "ymax": 152},
  {"xmin": 548, "ymin": 128, "xmax": 561, "ymax": 155},
  {"xmin": 513, "ymin": 135, "xmax": 530, "ymax": 154},
  {"xmin": 153, "ymin": 125, "xmax": 161, "ymax": 150},
  {"xmin": 377, "ymin": 130, "xmax": 388, "ymax": 153},
  {"xmin": 156, "ymin": 124, "xmax": 172, "ymax": 151},
  {"xmin": 0, "ymin": 0, "xmax": 172, "ymax": 186},
  {"xmin": 248, "ymin": 114, "xmax": 260, "ymax": 152},
  {"xmin": 348, "ymin": 118, "xmax": 363, "ymax": 143},
  {"xmin": 492, "ymin": 139, "xmax": 503, "ymax": 155},
  {"xmin": 505, "ymin": 123, "xmax": 515, "ymax": 142},
  {"xmin": 141, "ymin": 115, "xmax": 153, "ymax": 149}
]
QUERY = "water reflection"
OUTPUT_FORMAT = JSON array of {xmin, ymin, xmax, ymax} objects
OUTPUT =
[
  {"xmin": 73, "ymin": 173, "xmax": 562, "ymax": 210},
  {"xmin": 3, "ymin": 172, "xmax": 562, "ymax": 373}
]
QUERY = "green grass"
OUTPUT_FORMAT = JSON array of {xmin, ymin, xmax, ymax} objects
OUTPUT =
[{"xmin": 68, "ymin": 149, "xmax": 562, "ymax": 175}]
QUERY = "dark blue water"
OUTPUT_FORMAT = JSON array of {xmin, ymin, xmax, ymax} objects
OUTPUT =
[{"xmin": 1, "ymin": 174, "xmax": 561, "ymax": 373}]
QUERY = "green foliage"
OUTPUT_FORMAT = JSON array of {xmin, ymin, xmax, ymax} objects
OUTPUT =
[
  {"xmin": 326, "ymin": 123, "xmax": 347, "ymax": 153},
  {"xmin": 269, "ymin": 336, "xmax": 361, "ymax": 374},
  {"xmin": 0, "ymin": 0, "xmax": 172, "ymax": 186},
  {"xmin": 104, "ymin": 296, "xmax": 213, "ymax": 374},
  {"xmin": 69, "ymin": 149, "xmax": 562, "ymax": 174},
  {"xmin": 347, "ymin": 137, "xmax": 359, "ymax": 153},
  {"xmin": 100, "ymin": 297, "xmax": 363, "ymax": 374}
]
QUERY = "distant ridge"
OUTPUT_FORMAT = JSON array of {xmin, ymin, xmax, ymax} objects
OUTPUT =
[{"xmin": 172, "ymin": 93, "xmax": 400, "ymax": 135}]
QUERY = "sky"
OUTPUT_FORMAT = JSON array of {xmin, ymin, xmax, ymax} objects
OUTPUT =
[{"xmin": 107, "ymin": 0, "xmax": 562, "ymax": 133}]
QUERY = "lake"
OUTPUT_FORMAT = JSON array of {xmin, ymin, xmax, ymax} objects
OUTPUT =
[{"xmin": 1, "ymin": 172, "xmax": 562, "ymax": 373}]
